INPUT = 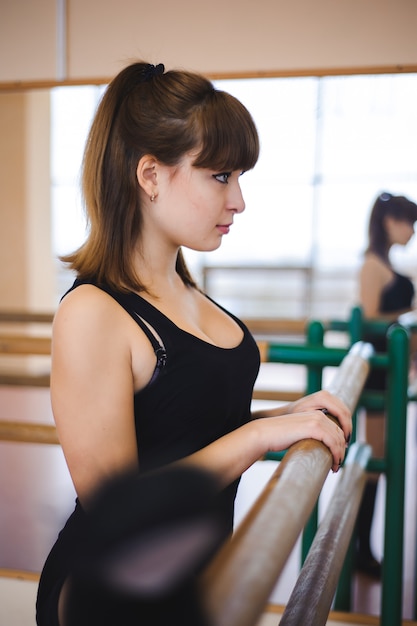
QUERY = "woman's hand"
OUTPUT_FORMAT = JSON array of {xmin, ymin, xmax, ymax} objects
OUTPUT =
[
  {"xmin": 252, "ymin": 390, "xmax": 352, "ymax": 446},
  {"xmin": 285, "ymin": 390, "xmax": 352, "ymax": 444},
  {"xmin": 254, "ymin": 405, "xmax": 350, "ymax": 473}
]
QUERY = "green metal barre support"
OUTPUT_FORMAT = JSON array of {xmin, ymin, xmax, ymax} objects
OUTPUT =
[
  {"xmin": 382, "ymin": 324, "xmax": 409, "ymax": 626},
  {"xmin": 264, "ymin": 307, "xmax": 409, "ymax": 622},
  {"xmin": 348, "ymin": 305, "xmax": 363, "ymax": 344},
  {"xmin": 302, "ymin": 321, "xmax": 325, "ymax": 564},
  {"xmin": 267, "ymin": 342, "xmax": 387, "ymax": 371},
  {"xmin": 327, "ymin": 305, "xmax": 393, "ymax": 337},
  {"xmin": 267, "ymin": 344, "xmax": 346, "ymax": 367},
  {"xmin": 263, "ymin": 312, "xmax": 409, "ymax": 622},
  {"xmin": 346, "ymin": 308, "xmax": 411, "ymax": 623},
  {"xmin": 333, "ymin": 311, "xmax": 409, "ymax": 622}
]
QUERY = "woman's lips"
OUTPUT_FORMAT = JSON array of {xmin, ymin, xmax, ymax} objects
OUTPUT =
[{"xmin": 217, "ymin": 224, "xmax": 231, "ymax": 234}]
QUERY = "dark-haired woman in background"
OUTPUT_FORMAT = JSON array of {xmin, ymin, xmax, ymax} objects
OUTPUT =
[{"xmin": 358, "ymin": 191, "xmax": 417, "ymax": 578}]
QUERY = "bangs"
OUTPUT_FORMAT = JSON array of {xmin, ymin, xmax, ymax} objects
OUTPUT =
[
  {"xmin": 192, "ymin": 90, "xmax": 260, "ymax": 172},
  {"xmin": 386, "ymin": 195, "xmax": 417, "ymax": 224}
]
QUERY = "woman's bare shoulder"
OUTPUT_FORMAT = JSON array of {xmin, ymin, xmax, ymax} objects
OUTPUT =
[
  {"xmin": 51, "ymin": 285, "xmax": 140, "ymax": 369},
  {"xmin": 54, "ymin": 284, "xmax": 125, "ymax": 333},
  {"xmin": 53, "ymin": 283, "xmax": 158, "ymax": 391},
  {"xmin": 360, "ymin": 252, "xmax": 392, "ymax": 281}
]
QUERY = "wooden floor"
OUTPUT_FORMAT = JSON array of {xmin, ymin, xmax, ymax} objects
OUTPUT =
[{"xmin": 0, "ymin": 372, "xmax": 416, "ymax": 622}]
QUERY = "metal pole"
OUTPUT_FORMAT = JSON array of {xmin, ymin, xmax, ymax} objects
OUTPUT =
[
  {"xmin": 381, "ymin": 325, "xmax": 409, "ymax": 626},
  {"xmin": 279, "ymin": 443, "xmax": 372, "ymax": 626},
  {"xmin": 302, "ymin": 320, "xmax": 325, "ymax": 562}
]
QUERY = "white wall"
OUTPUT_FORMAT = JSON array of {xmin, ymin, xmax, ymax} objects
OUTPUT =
[{"xmin": 1, "ymin": 0, "xmax": 417, "ymax": 83}]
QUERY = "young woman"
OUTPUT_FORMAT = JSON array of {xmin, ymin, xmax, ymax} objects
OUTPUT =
[
  {"xmin": 358, "ymin": 191, "xmax": 417, "ymax": 577},
  {"xmin": 36, "ymin": 61, "xmax": 351, "ymax": 625}
]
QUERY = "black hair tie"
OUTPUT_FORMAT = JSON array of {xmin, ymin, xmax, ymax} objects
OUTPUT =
[
  {"xmin": 142, "ymin": 63, "xmax": 165, "ymax": 81},
  {"xmin": 379, "ymin": 192, "xmax": 392, "ymax": 202}
]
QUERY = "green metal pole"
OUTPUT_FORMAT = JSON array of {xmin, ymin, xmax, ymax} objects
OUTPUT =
[
  {"xmin": 348, "ymin": 305, "xmax": 363, "ymax": 344},
  {"xmin": 381, "ymin": 325, "xmax": 409, "ymax": 626},
  {"xmin": 301, "ymin": 320, "xmax": 325, "ymax": 563},
  {"xmin": 334, "ymin": 306, "xmax": 364, "ymax": 611}
]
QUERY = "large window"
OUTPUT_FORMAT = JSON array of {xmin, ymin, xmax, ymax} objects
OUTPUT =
[{"xmin": 51, "ymin": 74, "xmax": 417, "ymax": 318}]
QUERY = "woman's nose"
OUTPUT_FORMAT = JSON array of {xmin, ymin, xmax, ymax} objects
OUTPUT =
[{"xmin": 228, "ymin": 181, "xmax": 245, "ymax": 214}]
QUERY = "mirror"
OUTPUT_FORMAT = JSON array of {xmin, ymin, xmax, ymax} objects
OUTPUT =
[{"xmin": 2, "ymin": 72, "xmax": 417, "ymax": 317}]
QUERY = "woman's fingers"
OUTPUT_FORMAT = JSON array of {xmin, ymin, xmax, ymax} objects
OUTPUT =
[
  {"xmin": 313, "ymin": 409, "xmax": 347, "ymax": 472},
  {"xmin": 292, "ymin": 390, "xmax": 352, "ymax": 444}
]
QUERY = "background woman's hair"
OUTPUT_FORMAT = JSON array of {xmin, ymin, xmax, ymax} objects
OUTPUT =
[
  {"xmin": 367, "ymin": 192, "xmax": 417, "ymax": 261},
  {"xmin": 61, "ymin": 61, "xmax": 260, "ymax": 293}
]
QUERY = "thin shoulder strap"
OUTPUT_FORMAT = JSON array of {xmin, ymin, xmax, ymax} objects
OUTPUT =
[
  {"xmin": 98, "ymin": 285, "xmax": 167, "ymax": 384},
  {"xmin": 67, "ymin": 279, "xmax": 164, "ymax": 354},
  {"xmin": 100, "ymin": 286, "xmax": 164, "ymax": 353}
]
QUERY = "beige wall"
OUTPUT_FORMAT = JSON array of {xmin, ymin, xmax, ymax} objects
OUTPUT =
[
  {"xmin": 1, "ymin": 0, "xmax": 417, "ymax": 83},
  {"xmin": 0, "ymin": 92, "xmax": 54, "ymax": 309},
  {"xmin": 0, "ymin": 94, "xmax": 28, "ymax": 307}
]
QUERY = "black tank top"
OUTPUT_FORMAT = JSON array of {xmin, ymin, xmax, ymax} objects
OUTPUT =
[
  {"xmin": 379, "ymin": 271, "xmax": 414, "ymax": 313},
  {"xmin": 37, "ymin": 280, "xmax": 260, "ymax": 625},
  {"xmin": 364, "ymin": 271, "xmax": 414, "ymax": 392},
  {"xmin": 78, "ymin": 281, "xmax": 261, "ymax": 470}
]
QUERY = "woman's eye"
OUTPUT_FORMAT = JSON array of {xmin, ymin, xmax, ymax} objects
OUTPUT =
[{"xmin": 213, "ymin": 172, "xmax": 232, "ymax": 184}]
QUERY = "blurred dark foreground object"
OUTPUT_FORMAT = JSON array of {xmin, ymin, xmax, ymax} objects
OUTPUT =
[{"xmin": 64, "ymin": 466, "xmax": 227, "ymax": 626}]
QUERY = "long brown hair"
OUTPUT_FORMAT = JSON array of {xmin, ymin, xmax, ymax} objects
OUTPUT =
[{"xmin": 61, "ymin": 62, "xmax": 260, "ymax": 292}]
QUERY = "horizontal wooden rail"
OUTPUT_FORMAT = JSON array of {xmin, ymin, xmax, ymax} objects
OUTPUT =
[
  {"xmin": 252, "ymin": 389, "xmax": 303, "ymax": 402},
  {"xmin": 0, "ymin": 310, "xmax": 54, "ymax": 324},
  {"xmin": 279, "ymin": 442, "xmax": 372, "ymax": 626},
  {"xmin": 0, "ymin": 311, "xmax": 311, "ymax": 336},
  {"xmin": 0, "ymin": 421, "xmax": 59, "ymax": 445},
  {"xmin": 0, "ymin": 373, "xmax": 50, "ymax": 387},
  {"xmin": 0, "ymin": 334, "xmax": 51, "ymax": 355},
  {"xmin": 0, "ymin": 331, "xmax": 51, "ymax": 386},
  {"xmin": 0, "ymin": 330, "xmax": 305, "ymax": 395},
  {"xmin": 201, "ymin": 341, "xmax": 372, "ymax": 626},
  {"xmin": 0, "ymin": 568, "xmax": 40, "ymax": 582},
  {"xmin": 242, "ymin": 318, "xmax": 308, "ymax": 336}
]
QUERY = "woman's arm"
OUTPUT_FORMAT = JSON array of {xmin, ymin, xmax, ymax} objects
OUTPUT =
[
  {"xmin": 51, "ymin": 286, "xmax": 153, "ymax": 506},
  {"xmin": 182, "ymin": 403, "xmax": 349, "ymax": 487}
]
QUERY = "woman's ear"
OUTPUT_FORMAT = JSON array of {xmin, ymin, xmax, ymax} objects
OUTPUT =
[
  {"xmin": 136, "ymin": 155, "xmax": 158, "ymax": 201},
  {"xmin": 383, "ymin": 215, "xmax": 395, "ymax": 233}
]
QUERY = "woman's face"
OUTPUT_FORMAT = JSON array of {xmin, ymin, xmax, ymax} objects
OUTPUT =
[
  {"xmin": 146, "ymin": 152, "xmax": 247, "ymax": 252},
  {"xmin": 385, "ymin": 216, "xmax": 415, "ymax": 247}
]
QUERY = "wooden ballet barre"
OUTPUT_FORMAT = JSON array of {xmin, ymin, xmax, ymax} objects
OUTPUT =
[
  {"xmin": 0, "ymin": 420, "xmax": 59, "ymax": 444},
  {"xmin": 0, "ymin": 334, "xmax": 51, "ymax": 355},
  {"xmin": 242, "ymin": 318, "xmax": 309, "ymax": 336},
  {"xmin": 0, "ymin": 332, "xmax": 51, "ymax": 386},
  {"xmin": 279, "ymin": 441, "xmax": 372, "ymax": 626},
  {"xmin": 0, "ymin": 372, "xmax": 50, "ymax": 387},
  {"xmin": 252, "ymin": 389, "xmax": 303, "ymax": 402},
  {"xmin": 201, "ymin": 341, "xmax": 373, "ymax": 626},
  {"xmin": 0, "ymin": 310, "xmax": 54, "ymax": 324}
]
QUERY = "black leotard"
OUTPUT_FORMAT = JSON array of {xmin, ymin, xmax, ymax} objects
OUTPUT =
[
  {"xmin": 364, "ymin": 271, "xmax": 414, "ymax": 392},
  {"xmin": 36, "ymin": 280, "xmax": 260, "ymax": 625}
]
